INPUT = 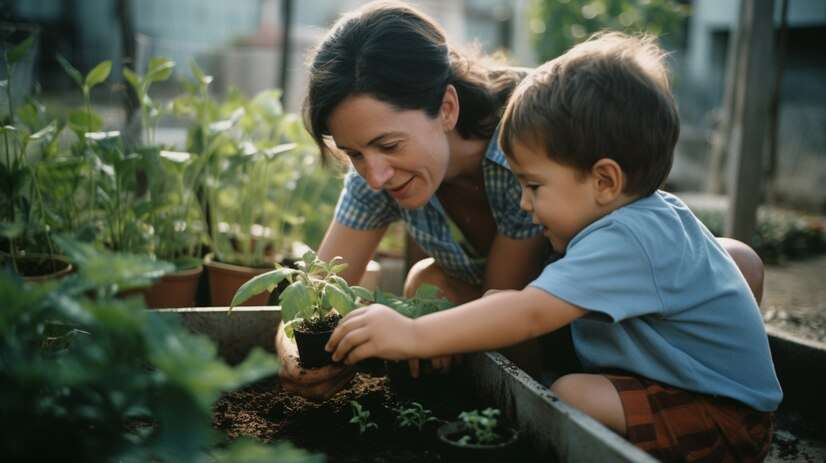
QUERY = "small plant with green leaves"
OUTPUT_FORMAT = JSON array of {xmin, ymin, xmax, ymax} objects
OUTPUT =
[
  {"xmin": 395, "ymin": 402, "xmax": 439, "ymax": 431},
  {"xmin": 373, "ymin": 283, "xmax": 454, "ymax": 319},
  {"xmin": 231, "ymin": 249, "xmax": 371, "ymax": 334},
  {"xmin": 457, "ymin": 408, "xmax": 502, "ymax": 445},
  {"xmin": 349, "ymin": 401, "xmax": 378, "ymax": 435},
  {"xmin": 122, "ymin": 57, "xmax": 174, "ymax": 145},
  {"xmin": 55, "ymin": 55, "xmax": 111, "ymax": 139}
]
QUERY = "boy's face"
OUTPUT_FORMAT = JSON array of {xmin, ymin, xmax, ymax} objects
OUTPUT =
[{"xmin": 509, "ymin": 140, "xmax": 604, "ymax": 253}]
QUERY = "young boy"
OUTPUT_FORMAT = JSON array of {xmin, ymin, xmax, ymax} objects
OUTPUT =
[{"xmin": 326, "ymin": 32, "xmax": 782, "ymax": 461}]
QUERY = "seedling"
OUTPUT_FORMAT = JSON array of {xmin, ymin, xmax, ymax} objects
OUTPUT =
[
  {"xmin": 230, "ymin": 249, "xmax": 372, "ymax": 336},
  {"xmin": 372, "ymin": 283, "xmax": 454, "ymax": 319},
  {"xmin": 457, "ymin": 408, "xmax": 501, "ymax": 445},
  {"xmin": 349, "ymin": 400, "xmax": 378, "ymax": 435},
  {"xmin": 395, "ymin": 401, "xmax": 438, "ymax": 431}
]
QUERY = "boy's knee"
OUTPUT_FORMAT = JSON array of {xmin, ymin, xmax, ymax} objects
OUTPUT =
[{"xmin": 717, "ymin": 237, "xmax": 764, "ymax": 304}]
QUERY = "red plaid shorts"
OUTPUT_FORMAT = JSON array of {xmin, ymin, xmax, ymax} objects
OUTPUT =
[{"xmin": 605, "ymin": 373, "xmax": 774, "ymax": 462}]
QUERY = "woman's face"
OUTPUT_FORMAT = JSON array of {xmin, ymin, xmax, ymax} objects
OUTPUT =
[{"xmin": 327, "ymin": 94, "xmax": 454, "ymax": 209}]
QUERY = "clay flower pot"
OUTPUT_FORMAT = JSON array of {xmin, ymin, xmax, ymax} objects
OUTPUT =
[
  {"xmin": 204, "ymin": 253, "xmax": 273, "ymax": 306},
  {"xmin": 19, "ymin": 254, "xmax": 73, "ymax": 282},
  {"xmin": 142, "ymin": 264, "xmax": 204, "ymax": 309}
]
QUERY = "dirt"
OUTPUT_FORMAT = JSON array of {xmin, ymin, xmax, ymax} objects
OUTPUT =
[
  {"xmin": 212, "ymin": 369, "xmax": 540, "ymax": 463},
  {"xmin": 762, "ymin": 254, "xmax": 826, "ymax": 344}
]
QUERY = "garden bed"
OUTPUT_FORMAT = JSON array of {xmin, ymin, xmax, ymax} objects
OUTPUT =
[{"xmin": 162, "ymin": 307, "xmax": 826, "ymax": 462}]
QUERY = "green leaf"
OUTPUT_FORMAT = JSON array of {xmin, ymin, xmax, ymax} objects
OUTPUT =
[
  {"xmin": 123, "ymin": 67, "xmax": 141, "ymax": 92},
  {"xmin": 56, "ymin": 54, "xmax": 83, "ymax": 88},
  {"xmin": 415, "ymin": 283, "xmax": 441, "ymax": 299},
  {"xmin": 68, "ymin": 109, "xmax": 103, "ymax": 134},
  {"xmin": 280, "ymin": 280, "xmax": 312, "ymax": 322},
  {"xmin": 230, "ymin": 267, "xmax": 293, "ymax": 308},
  {"xmin": 350, "ymin": 285, "xmax": 374, "ymax": 302},
  {"xmin": 8, "ymin": 36, "xmax": 34, "ymax": 65},
  {"xmin": 146, "ymin": 57, "xmax": 175, "ymax": 83},
  {"xmin": 190, "ymin": 60, "xmax": 212, "ymax": 86},
  {"xmin": 323, "ymin": 283, "xmax": 354, "ymax": 316},
  {"xmin": 301, "ymin": 249, "xmax": 316, "ymax": 266},
  {"xmin": 84, "ymin": 60, "xmax": 112, "ymax": 88}
]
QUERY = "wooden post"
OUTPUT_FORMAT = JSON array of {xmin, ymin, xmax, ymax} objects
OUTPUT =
[{"xmin": 725, "ymin": 0, "xmax": 775, "ymax": 244}]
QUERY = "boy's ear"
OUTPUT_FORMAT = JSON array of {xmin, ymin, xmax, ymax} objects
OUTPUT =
[
  {"xmin": 440, "ymin": 84, "xmax": 460, "ymax": 131},
  {"xmin": 590, "ymin": 158, "xmax": 625, "ymax": 204}
]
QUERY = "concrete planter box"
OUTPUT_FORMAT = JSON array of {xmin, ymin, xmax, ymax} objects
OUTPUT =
[{"xmin": 158, "ymin": 307, "xmax": 655, "ymax": 462}]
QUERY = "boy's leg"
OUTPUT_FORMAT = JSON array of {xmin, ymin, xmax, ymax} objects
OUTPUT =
[
  {"xmin": 718, "ymin": 237, "xmax": 764, "ymax": 304},
  {"xmin": 551, "ymin": 372, "xmax": 774, "ymax": 462},
  {"xmin": 549, "ymin": 374, "xmax": 626, "ymax": 434}
]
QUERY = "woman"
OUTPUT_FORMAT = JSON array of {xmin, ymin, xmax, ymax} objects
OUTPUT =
[
  {"xmin": 277, "ymin": 1, "xmax": 765, "ymax": 401},
  {"xmin": 277, "ymin": 1, "xmax": 549, "ymax": 400}
]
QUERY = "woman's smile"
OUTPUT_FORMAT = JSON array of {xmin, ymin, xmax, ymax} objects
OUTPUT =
[{"xmin": 386, "ymin": 176, "xmax": 416, "ymax": 200}]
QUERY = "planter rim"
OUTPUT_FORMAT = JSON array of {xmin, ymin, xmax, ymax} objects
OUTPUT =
[
  {"xmin": 18, "ymin": 254, "xmax": 73, "ymax": 281},
  {"xmin": 203, "ymin": 253, "xmax": 276, "ymax": 272},
  {"xmin": 437, "ymin": 421, "xmax": 519, "ymax": 449},
  {"xmin": 164, "ymin": 263, "xmax": 204, "ymax": 278}
]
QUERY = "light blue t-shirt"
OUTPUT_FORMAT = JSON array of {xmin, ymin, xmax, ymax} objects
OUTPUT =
[{"xmin": 529, "ymin": 191, "xmax": 782, "ymax": 412}]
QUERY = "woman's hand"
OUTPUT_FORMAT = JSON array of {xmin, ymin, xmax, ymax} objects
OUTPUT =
[
  {"xmin": 276, "ymin": 322, "xmax": 355, "ymax": 402},
  {"xmin": 326, "ymin": 304, "xmax": 420, "ymax": 365}
]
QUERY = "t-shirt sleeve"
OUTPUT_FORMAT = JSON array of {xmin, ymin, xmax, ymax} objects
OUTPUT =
[
  {"xmin": 493, "ymin": 174, "xmax": 544, "ymax": 239},
  {"xmin": 333, "ymin": 170, "xmax": 401, "ymax": 230},
  {"xmin": 529, "ymin": 221, "xmax": 664, "ymax": 321}
]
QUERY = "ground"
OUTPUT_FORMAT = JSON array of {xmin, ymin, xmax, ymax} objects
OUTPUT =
[{"xmin": 763, "ymin": 254, "xmax": 826, "ymax": 344}]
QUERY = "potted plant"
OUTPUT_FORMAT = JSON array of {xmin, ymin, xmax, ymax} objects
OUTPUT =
[
  {"xmin": 230, "ymin": 249, "xmax": 370, "ymax": 368},
  {"xmin": 172, "ymin": 63, "xmax": 325, "ymax": 306},
  {"xmin": 437, "ymin": 408, "xmax": 519, "ymax": 462},
  {"xmin": 0, "ymin": 35, "xmax": 73, "ymax": 280}
]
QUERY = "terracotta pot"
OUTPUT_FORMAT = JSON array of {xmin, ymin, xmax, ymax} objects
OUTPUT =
[
  {"xmin": 19, "ymin": 254, "xmax": 73, "ymax": 283},
  {"xmin": 437, "ymin": 421, "xmax": 519, "ymax": 463},
  {"xmin": 204, "ymin": 254, "xmax": 273, "ymax": 306},
  {"xmin": 143, "ymin": 264, "xmax": 204, "ymax": 309}
]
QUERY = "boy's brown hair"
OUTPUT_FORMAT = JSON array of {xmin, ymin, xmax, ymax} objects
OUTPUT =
[{"xmin": 499, "ymin": 32, "xmax": 679, "ymax": 197}]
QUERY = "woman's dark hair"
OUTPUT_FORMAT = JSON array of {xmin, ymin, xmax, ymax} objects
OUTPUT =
[{"xmin": 304, "ymin": 0, "xmax": 525, "ymax": 159}]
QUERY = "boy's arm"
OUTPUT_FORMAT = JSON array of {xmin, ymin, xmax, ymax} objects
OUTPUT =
[{"xmin": 327, "ymin": 287, "xmax": 587, "ymax": 364}]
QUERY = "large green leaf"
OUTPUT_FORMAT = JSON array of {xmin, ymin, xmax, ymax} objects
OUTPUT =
[
  {"xmin": 122, "ymin": 67, "xmax": 140, "ymax": 93},
  {"xmin": 229, "ymin": 267, "xmax": 294, "ymax": 308},
  {"xmin": 280, "ymin": 280, "xmax": 312, "ymax": 322},
  {"xmin": 323, "ymin": 282, "xmax": 354, "ymax": 316},
  {"xmin": 68, "ymin": 109, "xmax": 103, "ymax": 134},
  {"xmin": 146, "ymin": 57, "xmax": 174, "ymax": 83},
  {"xmin": 84, "ymin": 60, "xmax": 112, "ymax": 88}
]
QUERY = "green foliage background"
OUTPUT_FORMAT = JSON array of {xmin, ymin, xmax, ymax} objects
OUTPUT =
[{"xmin": 530, "ymin": 0, "xmax": 690, "ymax": 61}]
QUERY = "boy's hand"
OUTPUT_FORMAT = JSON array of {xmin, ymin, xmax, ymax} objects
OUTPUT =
[{"xmin": 326, "ymin": 304, "xmax": 419, "ymax": 365}]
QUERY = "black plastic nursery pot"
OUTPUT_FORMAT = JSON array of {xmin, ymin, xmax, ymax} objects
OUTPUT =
[
  {"xmin": 293, "ymin": 326, "xmax": 335, "ymax": 368},
  {"xmin": 437, "ymin": 421, "xmax": 520, "ymax": 463}
]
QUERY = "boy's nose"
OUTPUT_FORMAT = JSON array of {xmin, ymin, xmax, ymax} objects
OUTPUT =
[
  {"xmin": 519, "ymin": 188, "xmax": 532, "ymax": 212},
  {"xmin": 363, "ymin": 154, "xmax": 394, "ymax": 190}
]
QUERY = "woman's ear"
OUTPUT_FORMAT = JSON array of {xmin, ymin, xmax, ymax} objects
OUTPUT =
[
  {"xmin": 590, "ymin": 158, "xmax": 625, "ymax": 205},
  {"xmin": 440, "ymin": 84, "xmax": 460, "ymax": 131}
]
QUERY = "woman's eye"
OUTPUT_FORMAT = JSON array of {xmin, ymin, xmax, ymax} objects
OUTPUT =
[
  {"xmin": 347, "ymin": 151, "xmax": 363, "ymax": 160},
  {"xmin": 379, "ymin": 143, "xmax": 399, "ymax": 153},
  {"xmin": 527, "ymin": 184, "xmax": 539, "ymax": 191}
]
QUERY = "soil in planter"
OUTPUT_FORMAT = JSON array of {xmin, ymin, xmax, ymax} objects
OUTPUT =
[{"xmin": 213, "ymin": 370, "xmax": 544, "ymax": 463}]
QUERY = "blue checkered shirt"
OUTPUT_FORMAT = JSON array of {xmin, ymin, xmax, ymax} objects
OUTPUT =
[{"xmin": 333, "ymin": 132, "xmax": 543, "ymax": 286}]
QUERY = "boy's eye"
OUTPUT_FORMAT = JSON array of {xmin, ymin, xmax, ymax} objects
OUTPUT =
[
  {"xmin": 527, "ymin": 184, "xmax": 539, "ymax": 191},
  {"xmin": 346, "ymin": 151, "xmax": 363, "ymax": 160}
]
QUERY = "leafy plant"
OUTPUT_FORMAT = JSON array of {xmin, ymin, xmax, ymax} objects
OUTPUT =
[
  {"xmin": 457, "ymin": 408, "xmax": 502, "ymax": 445},
  {"xmin": 395, "ymin": 401, "xmax": 438, "ymax": 431},
  {"xmin": 349, "ymin": 400, "xmax": 378, "ymax": 435},
  {"xmin": 372, "ymin": 283, "xmax": 454, "ymax": 319},
  {"xmin": 230, "ymin": 249, "xmax": 370, "ymax": 337},
  {"xmin": 56, "ymin": 54, "xmax": 111, "ymax": 139},
  {"xmin": 122, "ymin": 57, "xmax": 175, "ymax": 145},
  {"xmin": 1, "ymin": 34, "xmax": 67, "ymax": 274},
  {"xmin": 531, "ymin": 0, "xmax": 689, "ymax": 61},
  {"xmin": 0, "ymin": 236, "xmax": 322, "ymax": 462}
]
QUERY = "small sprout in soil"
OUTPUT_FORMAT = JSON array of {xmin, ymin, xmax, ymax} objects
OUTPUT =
[
  {"xmin": 394, "ymin": 401, "xmax": 438, "ymax": 431},
  {"xmin": 350, "ymin": 400, "xmax": 378, "ymax": 435},
  {"xmin": 457, "ymin": 408, "xmax": 501, "ymax": 445}
]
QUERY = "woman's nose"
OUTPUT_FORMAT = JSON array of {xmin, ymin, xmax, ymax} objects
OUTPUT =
[{"xmin": 363, "ymin": 154, "xmax": 394, "ymax": 190}]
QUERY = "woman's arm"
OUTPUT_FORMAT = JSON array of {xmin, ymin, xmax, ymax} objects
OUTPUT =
[
  {"xmin": 317, "ymin": 220, "xmax": 387, "ymax": 285},
  {"xmin": 483, "ymin": 234, "xmax": 548, "ymax": 290}
]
